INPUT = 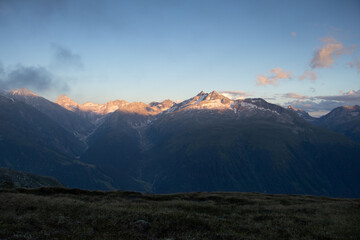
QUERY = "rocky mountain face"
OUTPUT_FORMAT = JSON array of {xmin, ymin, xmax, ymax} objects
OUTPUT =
[
  {"xmin": 1, "ymin": 89, "xmax": 360, "ymax": 197},
  {"xmin": 0, "ymin": 167, "xmax": 63, "ymax": 189}
]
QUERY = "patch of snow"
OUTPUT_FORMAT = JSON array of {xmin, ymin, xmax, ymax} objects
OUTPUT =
[{"xmin": 239, "ymin": 101, "xmax": 280, "ymax": 115}]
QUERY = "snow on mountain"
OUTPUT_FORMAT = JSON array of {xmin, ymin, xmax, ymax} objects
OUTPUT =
[
  {"xmin": 165, "ymin": 91, "xmax": 234, "ymax": 112},
  {"xmin": 10, "ymin": 88, "xmax": 39, "ymax": 97},
  {"xmin": 55, "ymin": 95, "xmax": 126, "ymax": 115},
  {"xmin": 56, "ymin": 95, "xmax": 175, "ymax": 116},
  {"xmin": 164, "ymin": 91, "xmax": 289, "ymax": 119}
]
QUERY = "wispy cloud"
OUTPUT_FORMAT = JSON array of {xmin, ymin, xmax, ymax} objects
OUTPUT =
[
  {"xmin": 299, "ymin": 70, "xmax": 317, "ymax": 81},
  {"xmin": 284, "ymin": 89, "xmax": 360, "ymax": 116},
  {"xmin": 310, "ymin": 37, "xmax": 347, "ymax": 69},
  {"xmin": 0, "ymin": 62, "xmax": 4, "ymax": 76},
  {"xmin": 220, "ymin": 91, "xmax": 251, "ymax": 100},
  {"xmin": 284, "ymin": 99, "xmax": 340, "ymax": 116},
  {"xmin": 348, "ymin": 58, "xmax": 360, "ymax": 73},
  {"xmin": 0, "ymin": 64, "xmax": 69, "ymax": 93},
  {"xmin": 0, "ymin": 44, "xmax": 82, "ymax": 93},
  {"xmin": 283, "ymin": 93, "xmax": 309, "ymax": 99},
  {"xmin": 256, "ymin": 67, "xmax": 292, "ymax": 86},
  {"xmin": 51, "ymin": 44, "xmax": 83, "ymax": 70},
  {"xmin": 317, "ymin": 89, "xmax": 360, "ymax": 102}
]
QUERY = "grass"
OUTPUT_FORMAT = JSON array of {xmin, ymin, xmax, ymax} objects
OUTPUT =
[{"xmin": 0, "ymin": 188, "xmax": 359, "ymax": 239}]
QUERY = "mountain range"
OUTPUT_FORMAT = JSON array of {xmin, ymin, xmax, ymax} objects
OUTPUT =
[{"xmin": 0, "ymin": 88, "xmax": 359, "ymax": 197}]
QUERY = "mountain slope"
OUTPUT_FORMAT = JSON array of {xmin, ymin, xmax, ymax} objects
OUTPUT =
[
  {"xmin": 144, "ymin": 109, "xmax": 360, "ymax": 197},
  {"xmin": 287, "ymin": 105, "xmax": 317, "ymax": 122},
  {"xmin": 0, "ymin": 95, "xmax": 115, "ymax": 190},
  {"xmin": 9, "ymin": 89, "xmax": 94, "ymax": 143},
  {"xmin": 0, "ymin": 167, "xmax": 63, "ymax": 188},
  {"xmin": 316, "ymin": 105, "xmax": 360, "ymax": 142},
  {"xmin": 82, "ymin": 91, "xmax": 360, "ymax": 197}
]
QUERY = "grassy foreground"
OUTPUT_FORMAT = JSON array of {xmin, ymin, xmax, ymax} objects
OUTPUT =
[{"xmin": 0, "ymin": 188, "xmax": 359, "ymax": 240}]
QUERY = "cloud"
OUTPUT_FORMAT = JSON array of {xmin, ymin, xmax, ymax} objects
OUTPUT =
[
  {"xmin": 317, "ymin": 89, "xmax": 360, "ymax": 102},
  {"xmin": 285, "ymin": 99, "xmax": 341, "ymax": 116},
  {"xmin": 291, "ymin": 32, "xmax": 296, "ymax": 37},
  {"xmin": 256, "ymin": 67, "xmax": 292, "ymax": 86},
  {"xmin": 348, "ymin": 58, "xmax": 360, "ymax": 73},
  {"xmin": 0, "ymin": 62, "xmax": 4, "ymax": 76},
  {"xmin": 299, "ymin": 70, "xmax": 317, "ymax": 81},
  {"xmin": 283, "ymin": 89, "xmax": 360, "ymax": 116},
  {"xmin": 220, "ymin": 91, "xmax": 251, "ymax": 100},
  {"xmin": 283, "ymin": 93, "xmax": 309, "ymax": 99},
  {"xmin": 51, "ymin": 44, "xmax": 83, "ymax": 70},
  {"xmin": 310, "ymin": 37, "xmax": 347, "ymax": 69},
  {"xmin": 0, "ymin": 64, "xmax": 69, "ymax": 92}
]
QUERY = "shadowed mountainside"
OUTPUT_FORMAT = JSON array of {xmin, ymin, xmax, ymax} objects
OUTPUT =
[
  {"xmin": 0, "ymin": 95, "xmax": 116, "ymax": 190},
  {"xmin": 0, "ymin": 167, "xmax": 63, "ymax": 189},
  {"xmin": 83, "ymin": 92, "xmax": 360, "ymax": 197}
]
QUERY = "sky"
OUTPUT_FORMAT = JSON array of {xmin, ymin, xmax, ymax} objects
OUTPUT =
[{"xmin": 0, "ymin": 0, "xmax": 359, "ymax": 116}]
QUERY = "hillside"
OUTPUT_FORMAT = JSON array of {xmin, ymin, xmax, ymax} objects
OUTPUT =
[
  {"xmin": 0, "ymin": 188, "xmax": 359, "ymax": 239},
  {"xmin": 0, "ymin": 95, "xmax": 115, "ymax": 190},
  {"xmin": 83, "ymin": 92, "xmax": 360, "ymax": 197},
  {"xmin": 0, "ymin": 167, "xmax": 63, "ymax": 189}
]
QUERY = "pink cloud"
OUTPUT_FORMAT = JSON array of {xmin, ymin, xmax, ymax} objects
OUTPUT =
[
  {"xmin": 299, "ymin": 70, "xmax": 317, "ymax": 81},
  {"xmin": 348, "ymin": 58, "xmax": 360, "ymax": 73},
  {"xmin": 317, "ymin": 89, "xmax": 360, "ymax": 102},
  {"xmin": 256, "ymin": 67, "xmax": 292, "ymax": 86},
  {"xmin": 291, "ymin": 32, "xmax": 296, "ymax": 37},
  {"xmin": 283, "ymin": 93, "xmax": 309, "ymax": 99},
  {"xmin": 310, "ymin": 37, "xmax": 345, "ymax": 69}
]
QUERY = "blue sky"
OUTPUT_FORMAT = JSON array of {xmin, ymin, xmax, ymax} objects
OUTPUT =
[{"xmin": 0, "ymin": 0, "xmax": 359, "ymax": 116}]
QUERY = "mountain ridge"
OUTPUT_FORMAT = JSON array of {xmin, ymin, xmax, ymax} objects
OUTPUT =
[{"xmin": 1, "ymin": 88, "xmax": 360, "ymax": 197}]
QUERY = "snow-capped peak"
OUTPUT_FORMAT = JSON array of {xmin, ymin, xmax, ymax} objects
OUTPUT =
[
  {"xmin": 55, "ymin": 95, "xmax": 80, "ymax": 111},
  {"xmin": 11, "ymin": 88, "xmax": 38, "ymax": 97},
  {"xmin": 166, "ymin": 91, "xmax": 233, "ymax": 112},
  {"xmin": 56, "ymin": 95, "xmax": 78, "ymax": 105}
]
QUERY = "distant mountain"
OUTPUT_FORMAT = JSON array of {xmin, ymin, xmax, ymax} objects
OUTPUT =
[
  {"xmin": 8, "ymin": 88, "xmax": 95, "ymax": 142},
  {"xmin": 317, "ymin": 105, "xmax": 360, "ymax": 142},
  {"xmin": 82, "ymin": 91, "xmax": 360, "ymax": 197},
  {"xmin": 0, "ymin": 167, "xmax": 63, "ymax": 189},
  {"xmin": 287, "ymin": 105, "xmax": 317, "ymax": 122},
  {"xmin": 55, "ymin": 95, "xmax": 174, "ymax": 126},
  {"xmin": 1, "ymin": 89, "xmax": 360, "ymax": 197},
  {"xmin": 0, "ymin": 94, "xmax": 116, "ymax": 190}
]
